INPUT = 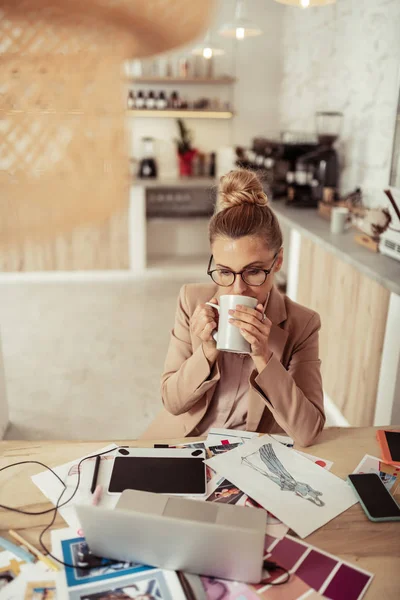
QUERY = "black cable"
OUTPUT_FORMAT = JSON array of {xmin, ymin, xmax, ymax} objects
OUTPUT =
[
  {"xmin": 1, "ymin": 450, "xmax": 292, "ymax": 582},
  {"xmin": 0, "ymin": 447, "xmax": 117, "ymax": 570},
  {"xmin": 262, "ymin": 559, "xmax": 291, "ymax": 586}
]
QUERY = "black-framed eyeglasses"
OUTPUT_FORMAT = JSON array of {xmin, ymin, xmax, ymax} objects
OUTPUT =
[{"xmin": 207, "ymin": 251, "xmax": 280, "ymax": 287}]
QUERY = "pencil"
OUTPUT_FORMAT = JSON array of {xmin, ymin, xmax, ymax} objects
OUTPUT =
[{"xmin": 8, "ymin": 530, "xmax": 60, "ymax": 572}]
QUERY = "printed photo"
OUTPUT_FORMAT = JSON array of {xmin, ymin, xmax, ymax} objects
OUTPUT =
[
  {"xmin": 206, "ymin": 478, "xmax": 244, "ymax": 504},
  {"xmin": 68, "ymin": 570, "xmax": 182, "ymax": 600},
  {"xmin": 79, "ymin": 577, "xmax": 161, "ymax": 599},
  {"xmin": 24, "ymin": 580, "xmax": 57, "ymax": 600},
  {"xmin": 201, "ymin": 576, "xmax": 259, "ymax": 600},
  {"xmin": 61, "ymin": 537, "xmax": 153, "ymax": 587},
  {"xmin": 0, "ymin": 571, "xmax": 14, "ymax": 590}
]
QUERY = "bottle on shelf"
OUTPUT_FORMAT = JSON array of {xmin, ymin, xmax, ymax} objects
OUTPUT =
[
  {"xmin": 127, "ymin": 91, "xmax": 135, "ymax": 110},
  {"xmin": 178, "ymin": 56, "xmax": 189, "ymax": 78},
  {"xmin": 156, "ymin": 91, "xmax": 167, "ymax": 110},
  {"xmin": 145, "ymin": 91, "xmax": 156, "ymax": 110},
  {"xmin": 209, "ymin": 152, "xmax": 216, "ymax": 177},
  {"xmin": 135, "ymin": 90, "xmax": 145, "ymax": 109},
  {"xmin": 170, "ymin": 90, "xmax": 180, "ymax": 109}
]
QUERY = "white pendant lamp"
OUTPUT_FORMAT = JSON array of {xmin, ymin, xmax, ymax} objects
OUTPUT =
[
  {"xmin": 219, "ymin": 0, "xmax": 262, "ymax": 40},
  {"xmin": 192, "ymin": 31, "xmax": 225, "ymax": 59},
  {"xmin": 274, "ymin": 0, "xmax": 336, "ymax": 7}
]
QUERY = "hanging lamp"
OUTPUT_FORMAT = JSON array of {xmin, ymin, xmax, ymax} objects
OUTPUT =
[
  {"xmin": 219, "ymin": 0, "xmax": 262, "ymax": 40},
  {"xmin": 192, "ymin": 30, "xmax": 225, "ymax": 59},
  {"xmin": 273, "ymin": 0, "xmax": 336, "ymax": 8}
]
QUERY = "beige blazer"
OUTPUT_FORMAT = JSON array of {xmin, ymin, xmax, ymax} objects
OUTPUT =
[{"xmin": 141, "ymin": 284, "xmax": 325, "ymax": 447}]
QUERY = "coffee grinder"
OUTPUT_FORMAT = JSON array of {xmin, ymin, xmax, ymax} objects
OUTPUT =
[{"xmin": 288, "ymin": 111, "xmax": 342, "ymax": 207}]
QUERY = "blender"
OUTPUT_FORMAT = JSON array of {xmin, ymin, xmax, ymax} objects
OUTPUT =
[{"xmin": 138, "ymin": 137, "xmax": 158, "ymax": 179}]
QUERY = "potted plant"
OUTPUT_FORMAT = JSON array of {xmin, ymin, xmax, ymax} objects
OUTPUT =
[{"xmin": 175, "ymin": 118, "xmax": 197, "ymax": 177}]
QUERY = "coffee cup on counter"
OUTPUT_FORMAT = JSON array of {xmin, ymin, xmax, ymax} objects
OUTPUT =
[{"xmin": 330, "ymin": 206, "xmax": 350, "ymax": 234}]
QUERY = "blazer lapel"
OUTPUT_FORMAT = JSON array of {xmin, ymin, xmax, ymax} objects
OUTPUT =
[{"xmin": 247, "ymin": 286, "xmax": 289, "ymax": 431}]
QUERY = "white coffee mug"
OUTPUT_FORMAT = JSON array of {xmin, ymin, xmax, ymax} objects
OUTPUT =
[
  {"xmin": 206, "ymin": 295, "xmax": 258, "ymax": 354},
  {"xmin": 330, "ymin": 206, "xmax": 350, "ymax": 234}
]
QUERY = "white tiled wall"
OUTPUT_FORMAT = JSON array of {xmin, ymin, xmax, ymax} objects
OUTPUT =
[{"xmin": 279, "ymin": 0, "xmax": 400, "ymax": 205}]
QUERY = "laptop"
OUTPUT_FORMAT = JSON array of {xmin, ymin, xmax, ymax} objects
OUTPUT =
[{"xmin": 76, "ymin": 489, "xmax": 267, "ymax": 583}]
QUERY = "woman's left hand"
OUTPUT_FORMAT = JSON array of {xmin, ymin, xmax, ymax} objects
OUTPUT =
[{"xmin": 229, "ymin": 303, "xmax": 273, "ymax": 366}]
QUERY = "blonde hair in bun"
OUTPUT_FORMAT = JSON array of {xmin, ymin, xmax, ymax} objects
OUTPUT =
[
  {"xmin": 217, "ymin": 169, "xmax": 268, "ymax": 211},
  {"xmin": 209, "ymin": 168, "xmax": 282, "ymax": 253}
]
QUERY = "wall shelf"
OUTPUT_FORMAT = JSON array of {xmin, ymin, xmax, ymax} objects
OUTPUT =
[
  {"xmin": 127, "ymin": 109, "xmax": 234, "ymax": 119},
  {"xmin": 127, "ymin": 77, "xmax": 236, "ymax": 85}
]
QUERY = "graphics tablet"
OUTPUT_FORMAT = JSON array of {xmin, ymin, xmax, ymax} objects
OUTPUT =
[{"xmin": 107, "ymin": 447, "xmax": 207, "ymax": 496}]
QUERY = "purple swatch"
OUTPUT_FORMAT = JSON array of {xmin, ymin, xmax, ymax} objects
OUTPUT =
[
  {"xmin": 264, "ymin": 535, "xmax": 279, "ymax": 553},
  {"xmin": 324, "ymin": 564, "xmax": 371, "ymax": 600},
  {"xmin": 268, "ymin": 537, "xmax": 307, "ymax": 571},
  {"xmin": 295, "ymin": 549, "xmax": 337, "ymax": 590}
]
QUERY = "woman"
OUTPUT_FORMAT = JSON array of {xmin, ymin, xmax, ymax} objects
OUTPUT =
[{"xmin": 142, "ymin": 169, "xmax": 325, "ymax": 447}]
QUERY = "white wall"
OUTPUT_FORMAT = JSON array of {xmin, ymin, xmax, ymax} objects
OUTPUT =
[
  {"xmin": 279, "ymin": 0, "xmax": 400, "ymax": 204},
  {"xmin": 232, "ymin": 0, "xmax": 284, "ymax": 145},
  {"xmin": 128, "ymin": 0, "xmax": 285, "ymax": 177},
  {"xmin": 0, "ymin": 333, "xmax": 9, "ymax": 439}
]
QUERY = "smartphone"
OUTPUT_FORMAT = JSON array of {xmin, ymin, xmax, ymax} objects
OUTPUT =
[
  {"xmin": 348, "ymin": 473, "xmax": 400, "ymax": 522},
  {"xmin": 376, "ymin": 429, "xmax": 400, "ymax": 466}
]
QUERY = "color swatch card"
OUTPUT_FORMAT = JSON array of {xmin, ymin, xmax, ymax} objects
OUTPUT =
[
  {"xmin": 205, "ymin": 434, "xmax": 357, "ymax": 538},
  {"xmin": 255, "ymin": 535, "xmax": 373, "ymax": 600}
]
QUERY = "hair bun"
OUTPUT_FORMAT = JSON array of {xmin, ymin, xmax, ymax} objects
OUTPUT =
[{"xmin": 217, "ymin": 169, "xmax": 268, "ymax": 211}]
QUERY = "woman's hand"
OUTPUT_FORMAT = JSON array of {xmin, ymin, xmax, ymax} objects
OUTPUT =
[
  {"xmin": 190, "ymin": 297, "xmax": 219, "ymax": 363},
  {"xmin": 229, "ymin": 303, "xmax": 273, "ymax": 371}
]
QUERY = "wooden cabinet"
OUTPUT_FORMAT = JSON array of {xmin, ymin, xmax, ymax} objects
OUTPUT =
[{"xmin": 296, "ymin": 238, "xmax": 390, "ymax": 426}]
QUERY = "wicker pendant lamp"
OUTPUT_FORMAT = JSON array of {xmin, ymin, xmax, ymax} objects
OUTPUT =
[{"xmin": 0, "ymin": 0, "xmax": 214, "ymax": 249}]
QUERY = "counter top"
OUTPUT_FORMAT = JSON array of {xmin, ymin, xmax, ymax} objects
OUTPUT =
[
  {"xmin": 132, "ymin": 177, "xmax": 216, "ymax": 189},
  {"xmin": 271, "ymin": 200, "xmax": 400, "ymax": 296}
]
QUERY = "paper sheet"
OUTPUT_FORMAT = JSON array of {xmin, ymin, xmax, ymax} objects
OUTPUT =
[
  {"xmin": 31, "ymin": 444, "xmax": 119, "ymax": 536},
  {"xmin": 205, "ymin": 434, "xmax": 357, "ymax": 538}
]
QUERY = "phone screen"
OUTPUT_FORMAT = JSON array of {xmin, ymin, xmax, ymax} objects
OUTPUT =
[
  {"xmin": 348, "ymin": 473, "xmax": 400, "ymax": 519},
  {"xmin": 385, "ymin": 430, "xmax": 400, "ymax": 461}
]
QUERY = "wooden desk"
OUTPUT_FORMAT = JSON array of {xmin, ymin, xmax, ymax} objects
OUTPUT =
[{"xmin": 0, "ymin": 427, "xmax": 399, "ymax": 599}]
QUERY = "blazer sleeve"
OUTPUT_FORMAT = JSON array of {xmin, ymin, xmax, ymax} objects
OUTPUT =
[
  {"xmin": 161, "ymin": 285, "xmax": 220, "ymax": 416},
  {"xmin": 250, "ymin": 312, "xmax": 325, "ymax": 447}
]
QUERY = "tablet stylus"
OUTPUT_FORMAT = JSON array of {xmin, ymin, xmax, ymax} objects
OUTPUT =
[{"xmin": 90, "ymin": 455, "xmax": 101, "ymax": 494}]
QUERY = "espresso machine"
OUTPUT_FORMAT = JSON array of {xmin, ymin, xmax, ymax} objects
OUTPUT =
[
  {"xmin": 288, "ymin": 112, "xmax": 343, "ymax": 207},
  {"xmin": 237, "ymin": 136, "xmax": 319, "ymax": 199}
]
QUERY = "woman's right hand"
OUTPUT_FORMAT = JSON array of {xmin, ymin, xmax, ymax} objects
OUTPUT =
[{"xmin": 190, "ymin": 297, "xmax": 219, "ymax": 361}]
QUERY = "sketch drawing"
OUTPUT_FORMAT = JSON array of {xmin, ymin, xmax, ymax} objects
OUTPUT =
[{"xmin": 241, "ymin": 443, "xmax": 325, "ymax": 507}]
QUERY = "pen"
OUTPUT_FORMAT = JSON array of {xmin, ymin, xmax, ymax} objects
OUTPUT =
[
  {"xmin": 8, "ymin": 530, "xmax": 60, "ymax": 572},
  {"xmin": 90, "ymin": 455, "xmax": 101, "ymax": 494},
  {"xmin": 91, "ymin": 484, "xmax": 103, "ymax": 506},
  {"xmin": 0, "ymin": 536, "xmax": 35, "ymax": 563}
]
